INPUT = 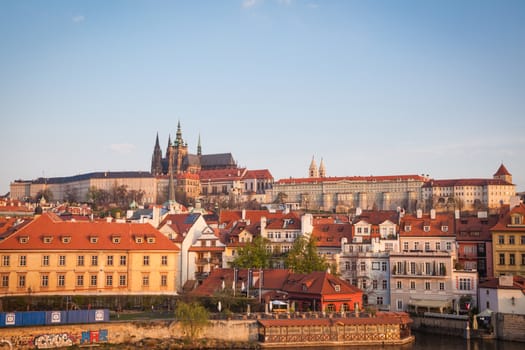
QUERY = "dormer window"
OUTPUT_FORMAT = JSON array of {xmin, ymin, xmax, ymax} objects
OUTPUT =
[
  {"xmin": 43, "ymin": 236, "xmax": 53, "ymax": 244},
  {"xmin": 146, "ymin": 237, "xmax": 155, "ymax": 244},
  {"xmin": 302, "ymin": 284, "xmax": 307, "ymax": 292},
  {"xmin": 441, "ymin": 226, "xmax": 448, "ymax": 232},
  {"xmin": 423, "ymin": 226, "xmax": 430, "ymax": 232},
  {"xmin": 61, "ymin": 236, "xmax": 71, "ymax": 244},
  {"xmin": 511, "ymin": 214, "xmax": 523, "ymax": 225},
  {"xmin": 19, "ymin": 236, "xmax": 29, "ymax": 244},
  {"xmin": 404, "ymin": 225, "xmax": 411, "ymax": 232},
  {"xmin": 112, "ymin": 236, "xmax": 121, "ymax": 244},
  {"xmin": 90, "ymin": 236, "xmax": 98, "ymax": 244},
  {"xmin": 135, "ymin": 236, "xmax": 144, "ymax": 244},
  {"xmin": 334, "ymin": 284, "xmax": 341, "ymax": 292}
]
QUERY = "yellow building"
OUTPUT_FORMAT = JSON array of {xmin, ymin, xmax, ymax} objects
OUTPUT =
[
  {"xmin": 0, "ymin": 213, "xmax": 179, "ymax": 297},
  {"xmin": 491, "ymin": 203, "xmax": 525, "ymax": 277}
]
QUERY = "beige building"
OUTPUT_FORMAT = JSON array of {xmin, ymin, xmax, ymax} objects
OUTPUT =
[
  {"xmin": 421, "ymin": 164, "xmax": 516, "ymax": 212},
  {"xmin": 0, "ymin": 213, "xmax": 179, "ymax": 297}
]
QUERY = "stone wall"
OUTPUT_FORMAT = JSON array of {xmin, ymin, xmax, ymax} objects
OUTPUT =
[
  {"xmin": 411, "ymin": 315, "xmax": 468, "ymax": 337},
  {"xmin": 0, "ymin": 319, "xmax": 259, "ymax": 349},
  {"xmin": 496, "ymin": 313, "xmax": 525, "ymax": 342}
]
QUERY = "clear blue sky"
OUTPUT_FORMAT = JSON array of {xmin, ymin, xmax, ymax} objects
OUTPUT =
[{"xmin": 1, "ymin": 0, "xmax": 524, "ymax": 195}]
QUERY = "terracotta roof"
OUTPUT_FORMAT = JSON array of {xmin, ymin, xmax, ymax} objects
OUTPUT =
[
  {"xmin": 455, "ymin": 214, "xmax": 499, "ymax": 241},
  {"xmin": 400, "ymin": 212, "xmax": 455, "ymax": 237},
  {"xmin": 0, "ymin": 213, "xmax": 179, "ymax": 251},
  {"xmin": 353, "ymin": 210, "xmax": 399, "ymax": 225},
  {"xmin": 479, "ymin": 276, "xmax": 525, "ymax": 292},
  {"xmin": 265, "ymin": 212, "xmax": 301, "ymax": 230},
  {"xmin": 159, "ymin": 213, "xmax": 201, "ymax": 241},
  {"xmin": 494, "ymin": 163, "xmax": 511, "ymax": 176},
  {"xmin": 312, "ymin": 223, "xmax": 352, "ymax": 248},
  {"xmin": 276, "ymin": 175, "xmax": 427, "ymax": 185},
  {"xmin": 219, "ymin": 210, "xmax": 290, "ymax": 229},
  {"xmin": 490, "ymin": 203, "xmax": 525, "ymax": 231},
  {"xmin": 282, "ymin": 271, "xmax": 362, "ymax": 296},
  {"xmin": 243, "ymin": 169, "xmax": 274, "ymax": 180}
]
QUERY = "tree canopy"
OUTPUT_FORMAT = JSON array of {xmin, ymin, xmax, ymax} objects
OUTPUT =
[
  {"xmin": 285, "ymin": 235, "xmax": 329, "ymax": 273},
  {"xmin": 232, "ymin": 235, "xmax": 272, "ymax": 269},
  {"xmin": 175, "ymin": 301, "xmax": 209, "ymax": 341}
]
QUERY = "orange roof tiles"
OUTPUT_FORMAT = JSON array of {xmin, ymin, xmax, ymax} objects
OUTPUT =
[
  {"xmin": 494, "ymin": 163, "xmax": 511, "ymax": 176},
  {"xmin": 422, "ymin": 178, "xmax": 512, "ymax": 187},
  {"xmin": 400, "ymin": 212, "xmax": 455, "ymax": 237},
  {"xmin": 312, "ymin": 223, "xmax": 352, "ymax": 248},
  {"xmin": 0, "ymin": 213, "xmax": 179, "ymax": 251},
  {"xmin": 491, "ymin": 203, "xmax": 525, "ymax": 232}
]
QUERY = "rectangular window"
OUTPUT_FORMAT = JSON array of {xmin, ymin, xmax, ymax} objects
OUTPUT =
[
  {"xmin": 76, "ymin": 275, "xmax": 84, "ymax": 287},
  {"xmin": 425, "ymin": 242, "xmax": 430, "ymax": 251},
  {"xmin": 425, "ymin": 281, "xmax": 431, "ymax": 290},
  {"xmin": 410, "ymin": 262, "xmax": 416, "ymax": 274},
  {"xmin": 360, "ymin": 262, "xmax": 366, "ymax": 271},
  {"xmin": 446, "ymin": 242, "xmax": 452, "ymax": 251},
  {"xmin": 498, "ymin": 235, "xmax": 504, "ymax": 244},
  {"xmin": 105, "ymin": 274, "xmax": 113, "ymax": 286},
  {"xmin": 143, "ymin": 256, "xmax": 150, "ymax": 266},
  {"xmin": 2, "ymin": 255, "xmax": 10, "ymax": 266},
  {"xmin": 77, "ymin": 255, "xmax": 84, "ymax": 266},
  {"xmin": 499, "ymin": 253, "xmax": 505, "ymax": 265},
  {"xmin": 2, "ymin": 275, "xmax": 9, "ymax": 288},
  {"xmin": 107, "ymin": 256, "xmax": 114, "ymax": 266},
  {"xmin": 120, "ymin": 256, "xmax": 127, "ymax": 266},
  {"xmin": 119, "ymin": 275, "xmax": 127, "ymax": 286},
  {"xmin": 377, "ymin": 296, "xmax": 383, "ymax": 305},
  {"xmin": 410, "ymin": 281, "xmax": 416, "ymax": 290},
  {"xmin": 57, "ymin": 274, "xmax": 65, "ymax": 287},
  {"xmin": 372, "ymin": 262, "xmax": 380, "ymax": 270},
  {"xmin": 381, "ymin": 262, "xmax": 387, "ymax": 271},
  {"xmin": 396, "ymin": 281, "xmax": 402, "ymax": 289},
  {"xmin": 43, "ymin": 255, "xmax": 50, "ymax": 266},
  {"xmin": 90, "ymin": 275, "xmax": 97, "ymax": 287},
  {"xmin": 19, "ymin": 255, "xmax": 27, "ymax": 266},
  {"xmin": 161, "ymin": 256, "xmax": 168, "ymax": 266},
  {"xmin": 372, "ymin": 280, "xmax": 378, "ymax": 289},
  {"xmin": 509, "ymin": 253, "xmax": 515, "ymax": 265},
  {"xmin": 345, "ymin": 261, "xmax": 350, "ymax": 270},
  {"xmin": 351, "ymin": 262, "xmax": 356, "ymax": 271},
  {"xmin": 142, "ymin": 275, "xmax": 149, "ymax": 287},
  {"xmin": 436, "ymin": 242, "xmax": 441, "ymax": 251},
  {"xmin": 509, "ymin": 236, "xmax": 515, "ymax": 245},
  {"xmin": 59, "ymin": 255, "xmax": 66, "ymax": 266},
  {"xmin": 41, "ymin": 275, "xmax": 49, "ymax": 287},
  {"xmin": 382, "ymin": 280, "xmax": 388, "ymax": 290},
  {"xmin": 425, "ymin": 262, "xmax": 431, "ymax": 275},
  {"xmin": 459, "ymin": 278, "xmax": 471, "ymax": 290},
  {"xmin": 91, "ymin": 256, "xmax": 98, "ymax": 266},
  {"xmin": 521, "ymin": 236, "xmax": 525, "ymax": 245},
  {"xmin": 439, "ymin": 282, "xmax": 445, "ymax": 291},
  {"xmin": 18, "ymin": 275, "xmax": 26, "ymax": 288},
  {"xmin": 522, "ymin": 254, "xmax": 525, "ymax": 265},
  {"xmin": 161, "ymin": 274, "xmax": 168, "ymax": 287},
  {"xmin": 397, "ymin": 300, "xmax": 403, "ymax": 310},
  {"xmin": 403, "ymin": 242, "xmax": 409, "ymax": 251}
]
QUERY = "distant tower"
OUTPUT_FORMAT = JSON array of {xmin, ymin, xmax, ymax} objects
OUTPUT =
[
  {"xmin": 319, "ymin": 158, "xmax": 326, "ymax": 178},
  {"xmin": 493, "ymin": 163, "xmax": 513, "ymax": 184},
  {"xmin": 309, "ymin": 156, "xmax": 318, "ymax": 178},
  {"xmin": 151, "ymin": 133, "xmax": 163, "ymax": 175},
  {"xmin": 197, "ymin": 134, "xmax": 202, "ymax": 156}
]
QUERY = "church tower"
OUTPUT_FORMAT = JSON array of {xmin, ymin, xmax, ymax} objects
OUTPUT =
[
  {"xmin": 319, "ymin": 158, "xmax": 326, "ymax": 178},
  {"xmin": 169, "ymin": 121, "xmax": 189, "ymax": 175},
  {"xmin": 309, "ymin": 156, "xmax": 318, "ymax": 178},
  {"xmin": 197, "ymin": 134, "xmax": 202, "ymax": 156},
  {"xmin": 151, "ymin": 133, "xmax": 163, "ymax": 175}
]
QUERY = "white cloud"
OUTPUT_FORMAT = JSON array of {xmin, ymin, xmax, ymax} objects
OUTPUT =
[
  {"xmin": 242, "ymin": 0, "xmax": 262, "ymax": 9},
  {"xmin": 72, "ymin": 15, "xmax": 85, "ymax": 23},
  {"xmin": 109, "ymin": 143, "xmax": 136, "ymax": 155}
]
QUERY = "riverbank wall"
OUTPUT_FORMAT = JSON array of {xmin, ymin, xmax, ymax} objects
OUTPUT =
[{"xmin": 0, "ymin": 319, "xmax": 259, "ymax": 349}]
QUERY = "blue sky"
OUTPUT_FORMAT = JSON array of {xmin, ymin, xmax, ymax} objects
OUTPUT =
[{"xmin": 1, "ymin": 0, "xmax": 524, "ymax": 195}]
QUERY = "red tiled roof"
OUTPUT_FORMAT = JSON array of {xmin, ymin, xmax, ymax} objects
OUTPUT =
[
  {"xmin": 479, "ymin": 276, "xmax": 525, "ymax": 292},
  {"xmin": 353, "ymin": 210, "xmax": 399, "ymax": 225},
  {"xmin": 219, "ymin": 210, "xmax": 291, "ymax": 229},
  {"xmin": 282, "ymin": 271, "xmax": 362, "ymax": 296},
  {"xmin": 243, "ymin": 169, "xmax": 274, "ymax": 180},
  {"xmin": 494, "ymin": 164, "xmax": 511, "ymax": 176},
  {"xmin": 455, "ymin": 214, "xmax": 499, "ymax": 242},
  {"xmin": 490, "ymin": 203, "xmax": 525, "ymax": 231},
  {"xmin": 276, "ymin": 175, "xmax": 427, "ymax": 185},
  {"xmin": 159, "ymin": 213, "xmax": 201, "ymax": 241},
  {"xmin": 312, "ymin": 223, "xmax": 352, "ymax": 248},
  {"xmin": 0, "ymin": 213, "xmax": 179, "ymax": 251},
  {"xmin": 400, "ymin": 212, "xmax": 455, "ymax": 237},
  {"xmin": 265, "ymin": 212, "xmax": 301, "ymax": 230}
]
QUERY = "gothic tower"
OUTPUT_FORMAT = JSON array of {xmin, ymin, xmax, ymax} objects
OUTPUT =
[
  {"xmin": 171, "ymin": 121, "xmax": 189, "ymax": 174},
  {"xmin": 493, "ymin": 163, "xmax": 513, "ymax": 184},
  {"xmin": 151, "ymin": 133, "xmax": 163, "ymax": 175},
  {"xmin": 309, "ymin": 156, "xmax": 318, "ymax": 178}
]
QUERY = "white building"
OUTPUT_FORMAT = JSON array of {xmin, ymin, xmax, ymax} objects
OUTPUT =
[{"xmin": 478, "ymin": 275, "xmax": 525, "ymax": 315}]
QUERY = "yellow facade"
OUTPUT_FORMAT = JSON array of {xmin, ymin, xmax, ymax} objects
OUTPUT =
[{"xmin": 491, "ymin": 204, "xmax": 525, "ymax": 277}]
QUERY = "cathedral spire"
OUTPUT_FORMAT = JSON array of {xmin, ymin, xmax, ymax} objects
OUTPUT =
[
  {"xmin": 151, "ymin": 132, "xmax": 163, "ymax": 175},
  {"xmin": 197, "ymin": 134, "xmax": 202, "ymax": 156},
  {"xmin": 175, "ymin": 120, "xmax": 183, "ymax": 146},
  {"xmin": 319, "ymin": 157, "xmax": 326, "ymax": 178}
]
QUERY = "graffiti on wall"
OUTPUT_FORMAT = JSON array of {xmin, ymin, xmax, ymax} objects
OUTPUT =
[{"xmin": 32, "ymin": 329, "xmax": 108, "ymax": 349}]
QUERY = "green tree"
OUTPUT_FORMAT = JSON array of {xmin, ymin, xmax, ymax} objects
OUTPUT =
[
  {"xmin": 175, "ymin": 301, "xmax": 209, "ymax": 341},
  {"xmin": 232, "ymin": 236, "xmax": 272, "ymax": 269},
  {"xmin": 285, "ymin": 235, "xmax": 328, "ymax": 273}
]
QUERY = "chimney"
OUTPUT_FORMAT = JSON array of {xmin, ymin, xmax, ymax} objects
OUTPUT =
[
  {"xmin": 242, "ymin": 209, "xmax": 246, "ymax": 221},
  {"xmin": 455, "ymin": 209, "xmax": 460, "ymax": 219},
  {"xmin": 430, "ymin": 209, "xmax": 436, "ymax": 220},
  {"xmin": 356, "ymin": 207, "xmax": 362, "ymax": 216},
  {"xmin": 416, "ymin": 209, "xmax": 422, "ymax": 219}
]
